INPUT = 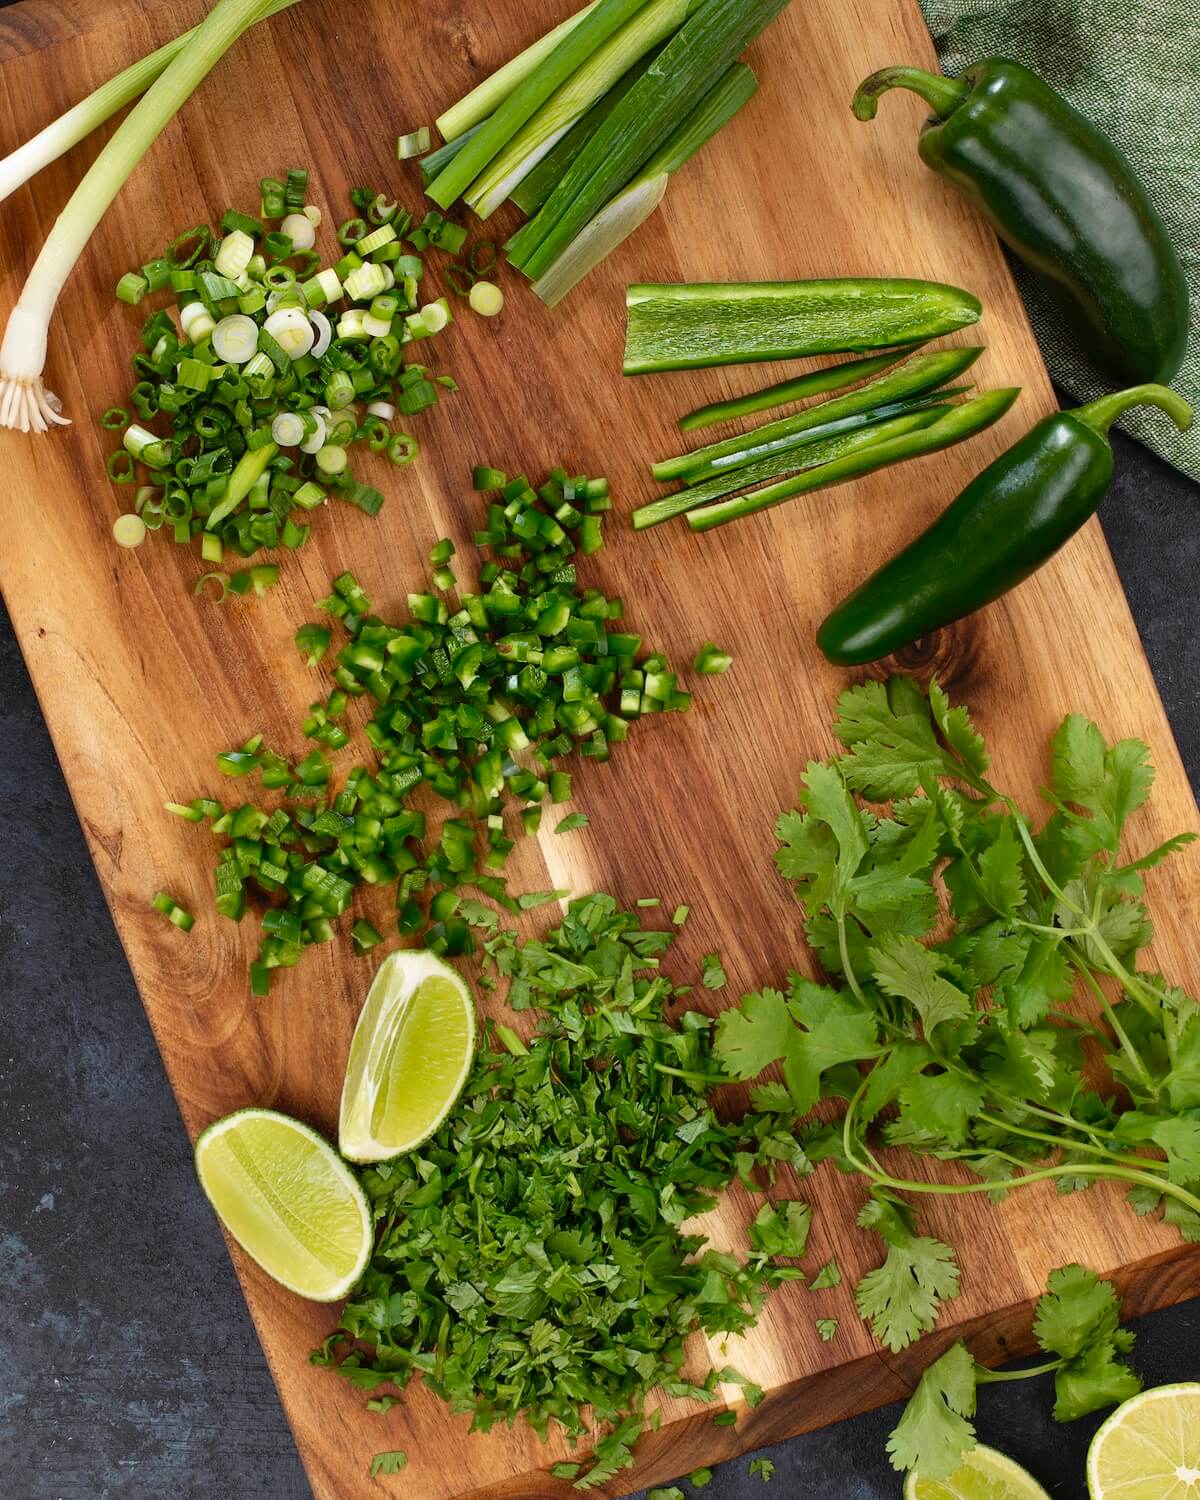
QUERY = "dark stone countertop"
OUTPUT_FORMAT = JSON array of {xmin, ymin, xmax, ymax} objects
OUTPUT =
[{"xmin": 1, "ymin": 429, "xmax": 1197, "ymax": 1500}]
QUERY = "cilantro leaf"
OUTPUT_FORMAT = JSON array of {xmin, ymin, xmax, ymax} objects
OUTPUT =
[
  {"xmin": 1051, "ymin": 717, "xmax": 1154, "ymax": 853},
  {"xmin": 749, "ymin": 1456, "xmax": 776, "ymax": 1481},
  {"xmin": 716, "ymin": 1366, "xmax": 765, "ymax": 1408},
  {"xmin": 1032, "ymin": 1264, "xmax": 1143, "ymax": 1421},
  {"xmin": 1002, "ymin": 936, "xmax": 1073, "ymax": 1028},
  {"xmin": 816, "ymin": 1317, "xmax": 839, "ymax": 1341},
  {"xmin": 855, "ymin": 1194, "xmax": 959, "ymax": 1352},
  {"xmin": 810, "ymin": 1258, "xmax": 841, "ymax": 1290},
  {"xmin": 886, "ymin": 1340, "xmax": 977, "ymax": 1478},
  {"xmin": 975, "ymin": 818, "xmax": 1027, "ymax": 916},
  {"xmin": 1166, "ymin": 1010, "xmax": 1200, "ymax": 1111},
  {"xmin": 701, "ymin": 952, "xmax": 728, "ymax": 990},
  {"xmin": 929, "ymin": 678, "xmax": 989, "ymax": 781},
  {"xmin": 833, "ymin": 679, "xmax": 951, "ymax": 799},
  {"xmin": 897, "ymin": 1071, "xmax": 985, "ymax": 1147},
  {"xmin": 1150, "ymin": 1117, "xmax": 1200, "ymax": 1185},
  {"xmin": 797, "ymin": 760, "xmax": 869, "ymax": 897},
  {"xmin": 1052, "ymin": 1339, "xmax": 1143, "ymax": 1421},
  {"xmin": 369, "ymin": 1451, "xmax": 408, "ymax": 1476},
  {"xmin": 715, "ymin": 982, "xmax": 878, "ymax": 1117},
  {"xmin": 749, "ymin": 1200, "xmax": 812, "ymax": 1259},
  {"xmin": 574, "ymin": 1414, "xmax": 643, "ymax": 1489},
  {"xmin": 1033, "ymin": 1264, "xmax": 1123, "ymax": 1360},
  {"xmin": 716, "ymin": 988, "xmax": 791, "ymax": 1079},
  {"xmin": 869, "ymin": 933, "xmax": 970, "ymax": 1036}
]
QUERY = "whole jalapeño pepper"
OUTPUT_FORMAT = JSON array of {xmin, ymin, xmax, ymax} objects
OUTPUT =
[
  {"xmin": 854, "ymin": 61, "xmax": 1189, "ymax": 386},
  {"xmin": 817, "ymin": 385, "xmax": 1193, "ymax": 667}
]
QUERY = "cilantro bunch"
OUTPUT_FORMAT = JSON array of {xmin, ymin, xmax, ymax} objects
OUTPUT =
[
  {"xmin": 313, "ymin": 894, "xmax": 807, "ymax": 1490},
  {"xmin": 716, "ymin": 677, "xmax": 1200, "ymax": 1348}
]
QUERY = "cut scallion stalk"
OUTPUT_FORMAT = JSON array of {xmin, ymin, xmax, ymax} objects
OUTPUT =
[
  {"xmin": 530, "ymin": 60, "xmax": 756, "ymax": 307},
  {"xmin": 508, "ymin": 49, "xmax": 657, "ymax": 216},
  {"xmin": 397, "ymin": 127, "xmax": 432, "ymax": 160},
  {"xmin": 435, "ymin": 0, "xmax": 600, "ymax": 142},
  {"xmin": 508, "ymin": 0, "xmax": 787, "ymax": 281},
  {"xmin": 464, "ymin": 0, "xmax": 688, "ymax": 220},
  {"xmin": 426, "ymin": 0, "xmax": 650, "ymax": 210}
]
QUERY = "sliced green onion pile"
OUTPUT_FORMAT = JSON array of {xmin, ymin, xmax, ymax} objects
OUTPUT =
[
  {"xmin": 102, "ymin": 172, "xmax": 468, "ymax": 587},
  {"xmin": 631, "ymin": 342, "xmax": 1019, "ymax": 532},
  {"xmin": 167, "ymin": 463, "xmax": 719, "ymax": 993},
  {"xmin": 417, "ymin": 0, "xmax": 786, "ymax": 303}
]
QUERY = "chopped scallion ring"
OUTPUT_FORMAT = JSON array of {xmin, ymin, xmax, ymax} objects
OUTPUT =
[
  {"xmin": 112, "ymin": 512, "xmax": 147, "ymax": 548},
  {"xmin": 419, "ymin": 297, "xmax": 452, "ymax": 333},
  {"xmin": 271, "ymin": 411, "xmax": 307, "ymax": 447},
  {"xmin": 193, "ymin": 571, "xmax": 229, "ymax": 601},
  {"xmin": 211, "ymin": 313, "xmax": 260, "ymax": 364},
  {"xmin": 262, "ymin": 306, "xmax": 315, "ymax": 358},
  {"xmin": 299, "ymin": 412, "xmax": 327, "ymax": 454},
  {"xmin": 309, "ymin": 309, "xmax": 332, "ymax": 358},
  {"xmin": 468, "ymin": 280, "xmax": 504, "ymax": 317},
  {"xmin": 443, "ymin": 263, "xmax": 477, "ymax": 298},
  {"xmin": 315, "ymin": 444, "xmax": 348, "ymax": 476},
  {"xmin": 279, "ymin": 212, "xmax": 316, "ymax": 251},
  {"xmin": 214, "ymin": 228, "xmax": 255, "ymax": 280},
  {"xmin": 100, "ymin": 405, "xmax": 129, "ymax": 430}
]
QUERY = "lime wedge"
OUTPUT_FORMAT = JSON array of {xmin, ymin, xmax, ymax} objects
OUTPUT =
[
  {"xmin": 195, "ymin": 1108, "xmax": 371, "ymax": 1302},
  {"xmin": 338, "ymin": 949, "xmax": 476, "ymax": 1163},
  {"xmin": 906, "ymin": 1445, "xmax": 1051, "ymax": 1500},
  {"xmin": 1088, "ymin": 1383, "xmax": 1200, "ymax": 1498}
]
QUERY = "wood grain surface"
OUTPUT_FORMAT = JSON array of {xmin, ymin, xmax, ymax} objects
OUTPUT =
[{"xmin": 0, "ymin": 0, "xmax": 1197, "ymax": 1495}]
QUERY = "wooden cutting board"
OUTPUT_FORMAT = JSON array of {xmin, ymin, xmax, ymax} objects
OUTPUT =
[{"xmin": 1, "ymin": 0, "xmax": 1197, "ymax": 1494}]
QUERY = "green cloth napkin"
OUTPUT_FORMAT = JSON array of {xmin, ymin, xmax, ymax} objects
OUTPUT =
[{"xmin": 916, "ymin": 0, "xmax": 1200, "ymax": 478}]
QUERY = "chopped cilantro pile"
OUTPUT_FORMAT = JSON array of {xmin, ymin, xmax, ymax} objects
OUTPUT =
[{"xmin": 312, "ymin": 894, "xmax": 808, "ymax": 1488}]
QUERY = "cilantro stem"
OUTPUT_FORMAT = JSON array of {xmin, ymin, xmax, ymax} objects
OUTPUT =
[
  {"xmin": 975, "ymin": 1357, "xmax": 1063, "ymax": 1383},
  {"xmin": 654, "ymin": 1063, "xmax": 724, "ymax": 1084},
  {"xmin": 975, "ymin": 1111, "xmax": 1167, "ymax": 1174},
  {"xmin": 1006, "ymin": 807, "xmax": 1163, "ymax": 1017},
  {"xmin": 1069, "ymin": 958, "xmax": 1161, "ymax": 1104},
  {"xmin": 837, "ymin": 912, "xmax": 867, "ymax": 1004},
  {"xmin": 850, "ymin": 1152, "xmax": 1200, "ymax": 1218},
  {"xmin": 842, "ymin": 1080, "xmax": 1198, "ymax": 1215}
]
